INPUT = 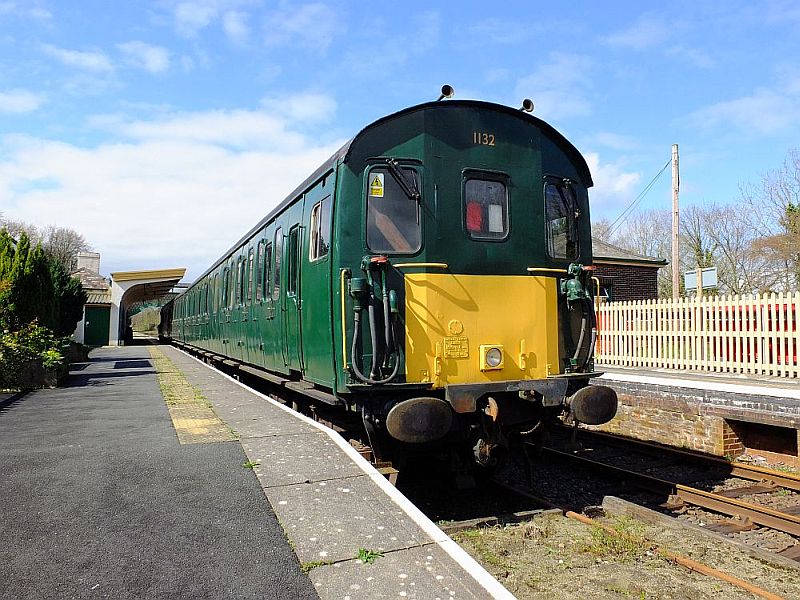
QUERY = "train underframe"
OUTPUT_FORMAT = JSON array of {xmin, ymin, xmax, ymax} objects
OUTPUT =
[{"xmin": 354, "ymin": 375, "xmax": 618, "ymax": 479}]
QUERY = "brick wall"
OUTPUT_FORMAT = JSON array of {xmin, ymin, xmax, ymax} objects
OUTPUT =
[
  {"xmin": 588, "ymin": 379, "xmax": 800, "ymax": 462},
  {"xmin": 589, "ymin": 388, "xmax": 726, "ymax": 455},
  {"xmin": 593, "ymin": 263, "xmax": 659, "ymax": 301}
]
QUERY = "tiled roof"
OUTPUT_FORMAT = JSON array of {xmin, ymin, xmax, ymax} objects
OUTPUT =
[
  {"xmin": 71, "ymin": 267, "xmax": 110, "ymax": 290},
  {"xmin": 592, "ymin": 237, "xmax": 667, "ymax": 266},
  {"xmin": 85, "ymin": 290, "xmax": 111, "ymax": 305}
]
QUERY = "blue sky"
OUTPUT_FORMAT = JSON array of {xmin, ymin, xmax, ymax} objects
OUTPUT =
[{"xmin": 1, "ymin": 0, "xmax": 799, "ymax": 280}]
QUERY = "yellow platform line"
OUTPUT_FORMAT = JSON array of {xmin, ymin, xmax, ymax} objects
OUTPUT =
[{"xmin": 148, "ymin": 346, "xmax": 237, "ymax": 445}]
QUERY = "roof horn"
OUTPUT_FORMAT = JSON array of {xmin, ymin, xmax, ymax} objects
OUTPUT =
[{"xmin": 437, "ymin": 84, "xmax": 454, "ymax": 101}]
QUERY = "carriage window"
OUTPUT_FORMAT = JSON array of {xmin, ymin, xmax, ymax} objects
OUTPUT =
[
  {"xmin": 272, "ymin": 228, "xmax": 283, "ymax": 300},
  {"xmin": 255, "ymin": 241, "xmax": 264, "ymax": 302},
  {"xmin": 247, "ymin": 248, "xmax": 254, "ymax": 304},
  {"xmin": 309, "ymin": 196, "xmax": 331, "ymax": 260},
  {"xmin": 464, "ymin": 178, "xmax": 508, "ymax": 240},
  {"xmin": 545, "ymin": 180, "xmax": 580, "ymax": 260},
  {"xmin": 263, "ymin": 242, "xmax": 272, "ymax": 301},
  {"xmin": 288, "ymin": 226, "xmax": 299, "ymax": 296},
  {"xmin": 236, "ymin": 258, "xmax": 245, "ymax": 305},
  {"xmin": 213, "ymin": 273, "xmax": 219, "ymax": 311},
  {"xmin": 366, "ymin": 166, "xmax": 421, "ymax": 253}
]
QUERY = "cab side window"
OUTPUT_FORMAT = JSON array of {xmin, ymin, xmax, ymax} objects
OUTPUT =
[
  {"xmin": 544, "ymin": 179, "xmax": 580, "ymax": 260},
  {"xmin": 366, "ymin": 166, "xmax": 421, "ymax": 254}
]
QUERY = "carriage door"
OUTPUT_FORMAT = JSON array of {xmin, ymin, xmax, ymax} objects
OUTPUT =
[{"xmin": 283, "ymin": 224, "xmax": 303, "ymax": 372}]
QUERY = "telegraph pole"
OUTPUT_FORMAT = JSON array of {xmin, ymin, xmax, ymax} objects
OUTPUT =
[{"xmin": 672, "ymin": 144, "xmax": 680, "ymax": 299}]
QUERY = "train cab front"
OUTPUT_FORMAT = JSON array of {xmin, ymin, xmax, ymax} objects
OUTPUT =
[{"xmin": 339, "ymin": 100, "xmax": 618, "ymax": 464}]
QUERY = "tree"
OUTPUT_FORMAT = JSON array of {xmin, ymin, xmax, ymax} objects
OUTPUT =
[
  {"xmin": 50, "ymin": 259, "xmax": 87, "ymax": 337},
  {"xmin": 0, "ymin": 232, "xmax": 56, "ymax": 331},
  {"xmin": 0, "ymin": 230, "xmax": 85, "ymax": 335},
  {"xmin": 41, "ymin": 225, "xmax": 92, "ymax": 272},
  {"xmin": 740, "ymin": 149, "xmax": 800, "ymax": 292}
]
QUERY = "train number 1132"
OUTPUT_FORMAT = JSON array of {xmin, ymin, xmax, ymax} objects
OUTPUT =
[{"xmin": 472, "ymin": 131, "xmax": 496, "ymax": 146}]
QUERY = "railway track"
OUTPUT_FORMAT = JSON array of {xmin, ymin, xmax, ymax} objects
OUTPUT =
[{"xmin": 540, "ymin": 428, "xmax": 800, "ymax": 562}]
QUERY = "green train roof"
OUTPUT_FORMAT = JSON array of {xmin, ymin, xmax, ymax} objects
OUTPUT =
[{"xmin": 191, "ymin": 99, "xmax": 593, "ymax": 285}]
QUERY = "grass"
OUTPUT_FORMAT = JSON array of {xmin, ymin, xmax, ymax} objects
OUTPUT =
[
  {"xmin": 771, "ymin": 464, "xmax": 799, "ymax": 474},
  {"xmin": 579, "ymin": 517, "xmax": 650, "ymax": 562},
  {"xmin": 242, "ymin": 460, "xmax": 260, "ymax": 469},
  {"xmin": 452, "ymin": 529, "xmax": 512, "ymax": 568},
  {"xmin": 356, "ymin": 548, "xmax": 384, "ymax": 564}
]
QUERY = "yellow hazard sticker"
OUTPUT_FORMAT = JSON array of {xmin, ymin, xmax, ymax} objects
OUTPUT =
[{"xmin": 369, "ymin": 173, "xmax": 384, "ymax": 197}]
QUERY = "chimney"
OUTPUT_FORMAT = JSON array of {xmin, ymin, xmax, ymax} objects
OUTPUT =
[{"xmin": 76, "ymin": 252, "xmax": 101, "ymax": 274}]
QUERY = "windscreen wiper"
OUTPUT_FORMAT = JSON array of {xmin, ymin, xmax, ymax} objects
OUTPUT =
[{"xmin": 385, "ymin": 158, "xmax": 421, "ymax": 202}]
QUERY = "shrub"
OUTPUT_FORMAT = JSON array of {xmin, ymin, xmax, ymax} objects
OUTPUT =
[{"xmin": 0, "ymin": 321, "xmax": 64, "ymax": 390}]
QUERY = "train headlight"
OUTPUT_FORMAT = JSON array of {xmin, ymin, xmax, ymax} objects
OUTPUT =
[{"xmin": 480, "ymin": 345, "xmax": 504, "ymax": 371}]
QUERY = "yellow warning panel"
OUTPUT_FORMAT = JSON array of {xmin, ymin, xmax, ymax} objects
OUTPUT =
[
  {"xmin": 148, "ymin": 346, "xmax": 237, "ymax": 445},
  {"xmin": 369, "ymin": 172, "xmax": 384, "ymax": 197}
]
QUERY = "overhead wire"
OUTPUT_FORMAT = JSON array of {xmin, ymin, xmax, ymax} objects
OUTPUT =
[{"xmin": 605, "ymin": 158, "xmax": 671, "ymax": 238}]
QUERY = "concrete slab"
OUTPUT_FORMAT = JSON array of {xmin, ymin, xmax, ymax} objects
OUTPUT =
[
  {"xmin": 310, "ymin": 544, "xmax": 487, "ymax": 599},
  {"xmin": 267, "ymin": 475, "xmax": 431, "ymax": 564},
  {"xmin": 243, "ymin": 432, "xmax": 364, "ymax": 487}
]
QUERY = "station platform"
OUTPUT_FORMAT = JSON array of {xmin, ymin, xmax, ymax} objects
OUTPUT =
[
  {"xmin": 594, "ymin": 365, "xmax": 800, "ymax": 464},
  {"xmin": 0, "ymin": 345, "xmax": 512, "ymax": 599}
]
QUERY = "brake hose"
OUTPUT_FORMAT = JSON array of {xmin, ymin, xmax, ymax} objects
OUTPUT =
[{"xmin": 350, "ymin": 308, "xmax": 401, "ymax": 384}]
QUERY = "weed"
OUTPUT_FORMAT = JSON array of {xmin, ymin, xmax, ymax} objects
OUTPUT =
[
  {"xmin": 520, "ymin": 520, "xmax": 550, "ymax": 541},
  {"xmin": 579, "ymin": 517, "xmax": 649, "ymax": 562},
  {"xmin": 242, "ymin": 460, "xmax": 260, "ymax": 469},
  {"xmin": 300, "ymin": 560, "xmax": 331, "ymax": 574},
  {"xmin": 357, "ymin": 548, "xmax": 384, "ymax": 564},
  {"xmin": 459, "ymin": 528, "xmax": 482, "ymax": 539},
  {"xmin": 228, "ymin": 427, "xmax": 240, "ymax": 439},
  {"xmin": 771, "ymin": 464, "xmax": 799, "ymax": 474}
]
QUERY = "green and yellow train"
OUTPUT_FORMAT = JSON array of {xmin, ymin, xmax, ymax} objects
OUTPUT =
[{"xmin": 160, "ymin": 93, "xmax": 617, "ymax": 467}]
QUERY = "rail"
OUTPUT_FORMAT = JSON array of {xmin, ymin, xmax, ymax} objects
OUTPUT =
[{"xmin": 541, "ymin": 446, "xmax": 800, "ymax": 538}]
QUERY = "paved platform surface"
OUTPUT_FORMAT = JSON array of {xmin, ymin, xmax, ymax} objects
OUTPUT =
[
  {"xmin": 1, "ymin": 345, "xmax": 511, "ymax": 599},
  {"xmin": 0, "ymin": 346, "xmax": 319, "ymax": 600},
  {"xmin": 162, "ymin": 345, "xmax": 510, "ymax": 599}
]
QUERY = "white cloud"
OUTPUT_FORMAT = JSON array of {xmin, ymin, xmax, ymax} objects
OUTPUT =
[
  {"xmin": 665, "ymin": 45, "xmax": 715, "ymax": 69},
  {"xmin": 584, "ymin": 152, "xmax": 642, "ymax": 212},
  {"xmin": 222, "ymin": 10, "xmax": 250, "ymax": 44},
  {"xmin": 603, "ymin": 13, "xmax": 672, "ymax": 50},
  {"xmin": 0, "ymin": 106, "xmax": 345, "ymax": 279},
  {"xmin": 117, "ymin": 41, "xmax": 171, "ymax": 74},
  {"xmin": 174, "ymin": 1, "xmax": 217, "ymax": 36},
  {"xmin": 516, "ymin": 53, "xmax": 594, "ymax": 121},
  {"xmin": 260, "ymin": 91, "xmax": 336, "ymax": 124},
  {"xmin": 687, "ymin": 86, "xmax": 800, "ymax": 135},
  {"xmin": 0, "ymin": 2, "xmax": 51, "ymax": 19},
  {"xmin": 172, "ymin": 1, "xmax": 256, "ymax": 41},
  {"xmin": 0, "ymin": 89, "xmax": 45, "ymax": 113},
  {"xmin": 97, "ymin": 109, "xmax": 314, "ymax": 150},
  {"xmin": 263, "ymin": 2, "xmax": 340, "ymax": 53},
  {"xmin": 42, "ymin": 44, "xmax": 113, "ymax": 72}
]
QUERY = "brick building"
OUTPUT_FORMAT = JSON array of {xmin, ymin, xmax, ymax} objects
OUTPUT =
[{"xmin": 592, "ymin": 238, "xmax": 667, "ymax": 301}]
